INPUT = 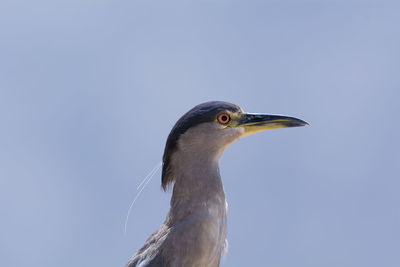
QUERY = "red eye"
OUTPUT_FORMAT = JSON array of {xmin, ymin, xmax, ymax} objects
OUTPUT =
[{"xmin": 217, "ymin": 113, "xmax": 230, "ymax": 124}]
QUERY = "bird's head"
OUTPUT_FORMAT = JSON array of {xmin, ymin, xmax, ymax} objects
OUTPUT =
[{"xmin": 162, "ymin": 101, "xmax": 308, "ymax": 190}]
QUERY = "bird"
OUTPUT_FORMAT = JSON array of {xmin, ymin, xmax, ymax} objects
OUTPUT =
[{"xmin": 126, "ymin": 101, "xmax": 307, "ymax": 267}]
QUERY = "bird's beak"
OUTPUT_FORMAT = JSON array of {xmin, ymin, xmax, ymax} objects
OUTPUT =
[{"xmin": 235, "ymin": 113, "xmax": 309, "ymax": 135}]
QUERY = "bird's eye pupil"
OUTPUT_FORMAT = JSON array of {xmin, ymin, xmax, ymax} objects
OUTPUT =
[{"xmin": 217, "ymin": 113, "xmax": 230, "ymax": 124}]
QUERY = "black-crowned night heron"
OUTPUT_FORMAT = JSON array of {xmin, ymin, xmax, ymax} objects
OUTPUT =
[{"xmin": 127, "ymin": 101, "xmax": 307, "ymax": 267}]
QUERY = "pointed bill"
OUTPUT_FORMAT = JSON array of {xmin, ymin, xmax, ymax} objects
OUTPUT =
[{"xmin": 234, "ymin": 113, "xmax": 309, "ymax": 134}]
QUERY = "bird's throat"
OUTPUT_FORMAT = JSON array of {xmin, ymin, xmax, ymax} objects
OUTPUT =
[
  {"xmin": 164, "ymin": 157, "xmax": 228, "ymax": 266},
  {"xmin": 167, "ymin": 157, "xmax": 226, "ymax": 223}
]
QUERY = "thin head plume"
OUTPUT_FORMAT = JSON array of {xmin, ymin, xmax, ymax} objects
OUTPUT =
[{"xmin": 124, "ymin": 161, "xmax": 162, "ymax": 235}]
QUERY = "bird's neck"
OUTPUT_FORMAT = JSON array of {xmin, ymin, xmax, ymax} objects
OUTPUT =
[
  {"xmin": 163, "ymin": 155, "xmax": 227, "ymax": 265},
  {"xmin": 166, "ymin": 154, "xmax": 226, "ymax": 225}
]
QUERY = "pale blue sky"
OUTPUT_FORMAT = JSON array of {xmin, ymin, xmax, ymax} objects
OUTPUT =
[{"xmin": 1, "ymin": 1, "xmax": 399, "ymax": 266}]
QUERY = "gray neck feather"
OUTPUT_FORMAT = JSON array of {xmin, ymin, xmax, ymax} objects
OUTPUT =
[
  {"xmin": 166, "ymin": 153, "xmax": 226, "ymax": 225},
  {"xmin": 160, "ymin": 137, "xmax": 228, "ymax": 266}
]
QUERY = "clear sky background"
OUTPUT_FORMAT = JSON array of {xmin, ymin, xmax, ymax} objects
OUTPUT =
[{"xmin": 1, "ymin": 1, "xmax": 399, "ymax": 267}]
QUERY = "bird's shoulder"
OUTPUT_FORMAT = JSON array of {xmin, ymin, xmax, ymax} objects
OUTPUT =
[{"xmin": 126, "ymin": 224, "xmax": 170, "ymax": 267}]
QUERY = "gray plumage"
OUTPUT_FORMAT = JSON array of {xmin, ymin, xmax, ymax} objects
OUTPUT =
[{"xmin": 126, "ymin": 101, "xmax": 307, "ymax": 267}]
